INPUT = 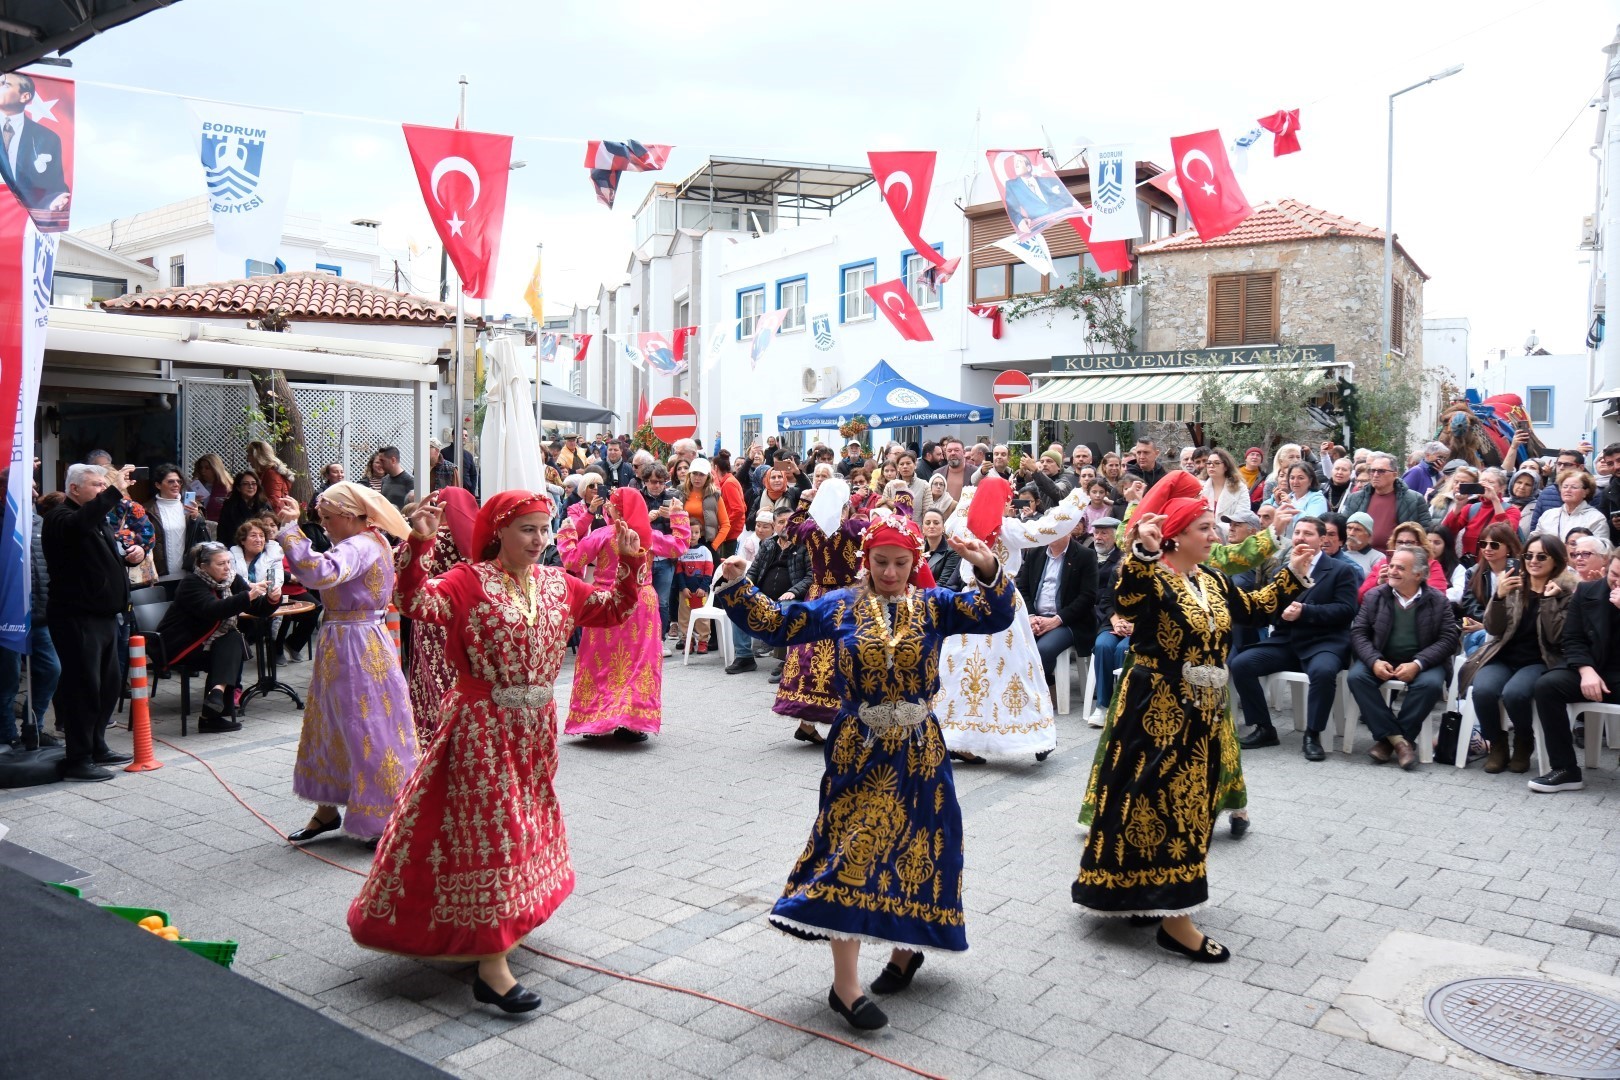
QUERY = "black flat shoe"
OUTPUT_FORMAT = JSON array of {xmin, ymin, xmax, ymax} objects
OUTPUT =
[
  {"xmin": 1035, "ymin": 749, "xmax": 1052, "ymax": 762},
  {"xmin": 1237, "ymin": 727, "xmax": 1279, "ymax": 750},
  {"xmin": 287, "ymin": 813, "xmax": 341, "ymax": 843},
  {"xmin": 828, "ymin": 986, "xmax": 888, "ymax": 1030},
  {"xmin": 870, "ymin": 951, "xmax": 924, "ymax": 995},
  {"xmin": 949, "ymin": 750, "xmax": 986, "ymax": 765},
  {"xmin": 1156, "ymin": 925, "xmax": 1230, "ymax": 963},
  {"xmin": 93, "ymin": 750, "xmax": 134, "ymax": 766},
  {"xmin": 793, "ymin": 726, "xmax": 825, "ymax": 746},
  {"xmin": 1229, "ymin": 815, "xmax": 1250, "ymax": 839},
  {"xmin": 204, "ymin": 687, "xmax": 226, "ymax": 714},
  {"xmin": 473, "ymin": 975, "xmax": 542, "ymax": 1014},
  {"xmin": 1127, "ymin": 915, "xmax": 1161, "ymax": 927},
  {"xmin": 613, "ymin": 727, "xmax": 649, "ymax": 743}
]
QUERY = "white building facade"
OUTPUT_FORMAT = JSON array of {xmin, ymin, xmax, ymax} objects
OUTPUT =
[{"xmin": 1478, "ymin": 350, "xmax": 1590, "ymax": 452}]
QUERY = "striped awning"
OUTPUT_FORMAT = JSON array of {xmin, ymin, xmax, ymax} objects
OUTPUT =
[{"xmin": 999, "ymin": 371, "xmax": 1256, "ymax": 424}]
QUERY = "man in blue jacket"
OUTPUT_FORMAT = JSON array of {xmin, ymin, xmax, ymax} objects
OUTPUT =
[{"xmin": 1233, "ymin": 517, "xmax": 1359, "ymax": 761}]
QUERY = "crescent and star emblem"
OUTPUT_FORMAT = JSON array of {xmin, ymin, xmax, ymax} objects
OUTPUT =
[
  {"xmin": 881, "ymin": 290, "xmax": 908, "ymax": 321},
  {"xmin": 430, "ymin": 156, "xmax": 482, "ymax": 236},
  {"xmin": 1180, "ymin": 150, "xmax": 1217, "ymax": 197},
  {"xmin": 883, "ymin": 171, "xmax": 913, "ymax": 212}
]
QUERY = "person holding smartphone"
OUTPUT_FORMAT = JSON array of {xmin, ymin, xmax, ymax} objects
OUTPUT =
[
  {"xmin": 1443, "ymin": 467, "xmax": 1520, "ymax": 560},
  {"xmin": 145, "ymin": 464, "xmax": 210, "ymax": 578}
]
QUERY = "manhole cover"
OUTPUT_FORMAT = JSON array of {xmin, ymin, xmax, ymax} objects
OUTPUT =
[{"xmin": 1425, "ymin": 977, "xmax": 1620, "ymax": 1077}]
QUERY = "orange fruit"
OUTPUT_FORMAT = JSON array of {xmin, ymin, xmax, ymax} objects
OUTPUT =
[
  {"xmin": 138, "ymin": 915, "xmax": 164, "ymax": 930},
  {"xmin": 157, "ymin": 927, "xmax": 181, "ymax": 940}
]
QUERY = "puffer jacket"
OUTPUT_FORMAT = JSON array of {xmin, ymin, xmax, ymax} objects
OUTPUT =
[{"xmin": 1457, "ymin": 569, "xmax": 1578, "ymax": 696}]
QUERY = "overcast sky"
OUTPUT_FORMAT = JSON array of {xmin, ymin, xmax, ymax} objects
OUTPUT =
[{"xmin": 57, "ymin": 0, "xmax": 1616, "ymax": 373}]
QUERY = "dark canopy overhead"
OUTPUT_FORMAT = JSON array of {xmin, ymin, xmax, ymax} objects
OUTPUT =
[
  {"xmin": 0, "ymin": 0, "xmax": 180, "ymax": 73},
  {"xmin": 538, "ymin": 381, "xmax": 615, "ymax": 426}
]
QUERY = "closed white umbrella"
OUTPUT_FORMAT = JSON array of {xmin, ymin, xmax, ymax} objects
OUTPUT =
[{"xmin": 479, "ymin": 336, "xmax": 547, "ymax": 498}]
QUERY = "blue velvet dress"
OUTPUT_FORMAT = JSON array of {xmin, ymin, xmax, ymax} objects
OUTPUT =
[{"xmin": 718, "ymin": 566, "xmax": 1015, "ymax": 952}]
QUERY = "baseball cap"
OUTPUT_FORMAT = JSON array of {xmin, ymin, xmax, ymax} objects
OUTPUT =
[
  {"xmin": 1346, "ymin": 511, "xmax": 1375, "ymax": 532},
  {"xmin": 1221, "ymin": 509, "xmax": 1262, "ymax": 529},
  {"xmin": 688, "ymin": 458, "xmax": 711, "ymax": 475}
]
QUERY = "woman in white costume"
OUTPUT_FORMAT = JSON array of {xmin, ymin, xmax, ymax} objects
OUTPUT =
[{"xmin": 935, "ymin": 480, "xmax": 1087, "ymax": 763}]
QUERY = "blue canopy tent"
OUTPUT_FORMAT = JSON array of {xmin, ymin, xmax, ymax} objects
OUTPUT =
[{"xmin": 777, "ymin": 360, "xmax": 993, "ymax": 432}]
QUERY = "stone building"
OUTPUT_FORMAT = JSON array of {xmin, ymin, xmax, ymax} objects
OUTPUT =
[{"xmin": 1136, "ymin": 198, "xmax": 1428, "ymax": 380}]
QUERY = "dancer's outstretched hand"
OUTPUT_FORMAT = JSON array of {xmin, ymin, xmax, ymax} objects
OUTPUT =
[
  {"xmin": 947, "ymin": 533, "xmax": 997, "ymax": 578},
  {"xmin": 613, "ymin": 519, "xmax": 643, "ymax": 559},
  {"xmin": 409, "ymin": 498, "xmax": 443, "ymax": 540},
  {"xmin": 718, "ymin": 554, "xmax": 749, "ymax": 583}
]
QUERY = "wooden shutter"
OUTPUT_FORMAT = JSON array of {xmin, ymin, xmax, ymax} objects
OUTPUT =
[
  {"xmin": 1390, "ymin": 281, "xmax": 1406, "ymax": 352},
  {"xmin": 1207, "ymin": 272, "xmax": 1277, "ymax": 346}
]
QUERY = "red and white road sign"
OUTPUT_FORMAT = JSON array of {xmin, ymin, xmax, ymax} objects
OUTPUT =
[
  {"xmin": 649, "ymin": 396, "xmax": 698, "ymax": 442},
  {"xmin": 992, "ymin": 370, "xmax": 1033, "ymax": 403}
]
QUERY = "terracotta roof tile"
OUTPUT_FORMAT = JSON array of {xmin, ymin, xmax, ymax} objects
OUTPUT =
[
  {"xmin": 100, "ymin": 271, "xmax": 460, "ymax": 325},
  {"xmin": 1137, "ymin": 198, "xmax": 1426, "ymax": 278}
]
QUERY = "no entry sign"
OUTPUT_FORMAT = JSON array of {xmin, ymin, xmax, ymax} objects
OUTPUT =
[
  {"xmin": 649, "ymin": 396, "xmax": 698, "ymax": 442},
  {"xmin": 992, "ymin": 370, "xmax": 1033, "ymax": 403}
]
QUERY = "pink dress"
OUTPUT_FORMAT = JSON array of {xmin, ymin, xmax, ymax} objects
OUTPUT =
[{"xmin": 557, "ymin": 503, "xmax": 690, "ymax": 735}]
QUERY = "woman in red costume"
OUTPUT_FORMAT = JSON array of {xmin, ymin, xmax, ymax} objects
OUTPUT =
[{"xmin": 348, "ymin": 490, "xmax": 644, "ymax": 1013}]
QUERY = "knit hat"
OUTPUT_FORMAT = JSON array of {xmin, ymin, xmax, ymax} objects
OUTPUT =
[
  {"xmin": 1346, "ymin": 511, "xmax": 1375, "ymax": 532},
  {"xmin": 1040, "ymin": 450, "xmax": 1063, "ymax": 467}
]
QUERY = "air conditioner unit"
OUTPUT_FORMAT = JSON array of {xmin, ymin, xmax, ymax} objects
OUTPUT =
[
  {"xmin": 801, "ymin": 365, "xmax": 842, "ymax": 400},
  {"xmin": 1581, "ymin": 214, "xmax": 1599, "ymax": 250}
]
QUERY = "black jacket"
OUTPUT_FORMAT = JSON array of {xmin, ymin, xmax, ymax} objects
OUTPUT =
[
  {"xmin": 1263, "ymin": 553, "xmax": 1357, "ymax": 660},
  {"xmin": 1351, "ymin": 583, "xmax": 1460, "ymax": 677},
  {"xmin": 0, "ymin": 114, "xmax": 68, "ymax": 212},
  {"xmin": 1016, "ymin": 541, "xmax": 1098, "ymax": 643},
  {"xmin": 1561, "ymin": 577, "xmax": 1620, "ymax": 684},
  {"xmin": 922, "ymin": 540, "xmax": 961, "ymax": 591},
  {"xmin": 748, "ymin": 537, "xmax": 810, "ymax": 601},
  {"xmin": 600, "ymin": 459, "xmax": 636, "ymax": 490},
  {"xmin": 156, "ymin": 574, "xmax": 275, "ymax": 666},
  {"xmin": 1093, "ymin": 545, "xmax": 1123, "ymax": 628},
  {"xmin": 42, "ymin": 483, "xmax": 129, "ymax": 619},
  {"xmin": 1124, "ymin": 460, "xmax": 1167, "ymax": 491},
  {"xmin": 218, "ymin": 496, "xmax": 273, "ymax": 550}
]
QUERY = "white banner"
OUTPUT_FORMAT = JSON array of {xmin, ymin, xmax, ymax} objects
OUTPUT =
[
  {"xmin": 993, "ymin": 232, "xmax": 1053, "ymax": 276},
  {"xmin": 186, "ymin": 100, "xmax": 301, "ymax": 260},
  {"xmin": 0, "ymin": 199, "xmax": 48, "ymax": 650},
  {"xmin": 1088, "ymin": 145, "xmax": 1141, "ymax": 242}
]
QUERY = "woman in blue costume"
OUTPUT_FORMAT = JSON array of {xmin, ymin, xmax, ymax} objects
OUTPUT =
[{"xmin": 715, "ymin": 513, "xmax": 1013, "ymax": 1032}]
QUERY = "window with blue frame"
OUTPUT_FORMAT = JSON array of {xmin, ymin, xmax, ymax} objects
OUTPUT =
[
  {"xmin": 777, "ymin": 276, "xmax": 807, "ymax": 332},
  {"xmin": 1527, "ymin": 386, "xmax": 1554, "ymax": 427},
  {"xmin": 314, "ymin": 263, "xmax": 342, "ymax": 276},
  {"xmin": 245, "ymin": 258, "xmax": 286, "ymax": 277},
  {"xmin": 840, "ymin": 260, "xmax": 875, "ymax": 322},
  {"xmin": 737, "ymin": 286, "xmax": 765, "ymax": 338},
  {"xmin": 902, "ymin": 245, "xmax": 944, "ymax": 311}
]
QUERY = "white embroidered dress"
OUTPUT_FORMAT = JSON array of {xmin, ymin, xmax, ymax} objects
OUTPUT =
[{"xmin": 934, "ymin": 487, "xmax": 1086, "ymax": 756}]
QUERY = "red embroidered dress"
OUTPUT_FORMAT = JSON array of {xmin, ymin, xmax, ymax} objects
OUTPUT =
[{"xmin": 348, "ymin": 548, "xmax": 641, "ymax": 959}]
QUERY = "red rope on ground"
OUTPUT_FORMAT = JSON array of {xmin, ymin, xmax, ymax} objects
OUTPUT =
[{"xmin": 153, "ymin": 737, "xmax": 950, "ymax": 1080}]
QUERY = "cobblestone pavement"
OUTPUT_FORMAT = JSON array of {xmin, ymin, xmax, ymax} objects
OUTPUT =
[{"xmin": 6, "ymin": 649, "xmax": 1620, "ymax": 1079}]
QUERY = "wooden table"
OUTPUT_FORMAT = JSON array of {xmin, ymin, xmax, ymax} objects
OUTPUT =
[{"xmin": 239, "ymin": 600, "xmax": 317, "ymax": 709}]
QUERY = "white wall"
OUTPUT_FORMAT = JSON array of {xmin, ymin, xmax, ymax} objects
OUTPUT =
[
  {"xmin": 1478, "ymin": 352, "xmax": 1590, "ymax": 450},
  {"xmin": 1422, "ymin": 317, "xmax": 1470, "ymax": 391}
]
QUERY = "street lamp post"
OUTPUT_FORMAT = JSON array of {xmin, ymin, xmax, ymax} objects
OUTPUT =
[{"xmin": 1382, "ymin": 63, "xmax": 1463, "ymax": 383}]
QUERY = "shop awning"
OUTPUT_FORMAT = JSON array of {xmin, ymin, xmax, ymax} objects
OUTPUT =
[
  {"xmin": 999, "ymin": 371, "xmax": 1256, "ymax": 424},
  {"xmin": 1586, "ymin": 386, "xmax": 1620, "ymax": 402}
]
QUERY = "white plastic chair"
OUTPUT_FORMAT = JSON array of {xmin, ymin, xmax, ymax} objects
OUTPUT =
[
  {"xmin": 1052, "ymin": 647, "xmax": 1095, "ymax": 717},
  {"xmin": 1341, "ymin": 656, "xmax": 1460, "ymax": 764},
  {"xmin": 1531, "ymin": 702, "xmax": 1619, "ymax": 774},
  {"xmin": 1261, "ymin": 670, "xmax": 1351, "ymax": 737},
  {"xmin": 682, "ymin": 569, "xmax": 735, "ymax": 667}
]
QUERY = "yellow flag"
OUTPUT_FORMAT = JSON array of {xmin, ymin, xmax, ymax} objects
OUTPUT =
[{"xmin": 523, "ymin": 251, "xmax": 543, "ymax": 323}]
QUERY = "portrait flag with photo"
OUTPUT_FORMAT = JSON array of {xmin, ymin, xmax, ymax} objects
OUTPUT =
[
  {"xmin": 0, "ymin": 71, "xmax": 74, "ymax": 233},
  {"xmin": 186, "ymin": 99, "xmax": 300, "ymax": 258},
  {"xmin": 635, "ymin": 331, "xmax": 683, "ymax": 375},
  {"xmin": 1169, "ymin": 129, "xmax": 1251, "ymax": 240},
  {"xmin": 984, "ymin": 148, "xmax": 1082, "ymax": 238},
  {"xmin": 585, "ymin": 139, "xmax": 672, "ymax": 209},
  {"xmin": 538, "ymin": 332, "xmax": 559, "ymax": 363},
  {"xmin": 867, "ymin": 150, "xmax": 961, "ymax": 285},
  {"xmin": 1066, "ymin": 208, "xmax": 1133, "ymax": 276},
  {"xmin": 749, "ymin": 309, "xmax": 789, "ymax": 368},
  {"xmin": 865, "ymin": 278, "xmax": 933, "ymax": 342},
  {"xmin": 402, "ymin": 123, "xmax": 513, "ymax": 298},
  {"xmin": 1086, "ymin": 145, "xmax": 1141, "ymax": 243}
]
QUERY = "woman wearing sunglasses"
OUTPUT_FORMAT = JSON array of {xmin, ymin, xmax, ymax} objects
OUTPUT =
[
  {"xmin": 1457, "ymin": 533, "xmax": 1576, "ymax": 774},
  {"xmin": 1457, "ymin": 524, "xmax": 1522, "ymax": 655}
]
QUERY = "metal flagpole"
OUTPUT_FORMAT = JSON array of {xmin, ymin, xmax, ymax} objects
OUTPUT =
[
  {"xmin": 451, "ymin": 75, "xmax": 468, "ymax": 475},
  {"xmin": 534, "ymin": 242, "xmax": 544, "ymax": 440}
]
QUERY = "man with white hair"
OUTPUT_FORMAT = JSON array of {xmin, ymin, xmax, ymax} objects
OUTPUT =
[
  {"xmin": 1402, "ymin": 441, "xmax": 1450, "ymax": 498},
  {"xmin": 42, "ymin": 463, "xmax": 144, "ymax": 781},
  {"xmin": 669, "ymin": 438, "xmax": 698, "ymax": 465}
]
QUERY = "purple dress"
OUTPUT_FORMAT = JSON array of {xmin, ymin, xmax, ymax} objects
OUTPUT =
[{"xmin": 278, "ymin": 525, "xmax": 420, "ymax": 839}]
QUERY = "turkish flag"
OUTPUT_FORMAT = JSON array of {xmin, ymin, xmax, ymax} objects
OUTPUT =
[
  {"xmin": 636, "ymin": 392, "xmax": 649, "ymax": 427},
  {"xmin": 402, "ymin": 123, "xmax": 513, "ymax": 299},
  {"xmin": 1066, "ymin": 210, "xmax": 1133, "ymax": 276},
  {"xmin": 1144, "ymin": 169, "xmax": 1183, "ymax": 210},
  {"xmin": 867, "ymin": 150, "xmax": 960, "ymax": 286},
  {"xmin": 672, "ymin": 325, "xmax": 699, "ymax": 365},
  {"xmin": 1169, "ymin": 130, "xmax": 1251, "ymax": 240},
  {"xmin": 865, "ymin": 278, "xmax": 933, "ymax": 342},
  {"xmin": 571, "ymin": 333, "xmax": 591, "ymax": 362},
  {"xmin": 1257, "ymin": 109, "xmax": 1302, "ymax": 156}
]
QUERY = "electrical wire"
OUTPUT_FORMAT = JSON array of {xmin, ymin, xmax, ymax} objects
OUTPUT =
[{"xmin": 151, "ymin": 736, "xmax": 951, "ymax": 1080}]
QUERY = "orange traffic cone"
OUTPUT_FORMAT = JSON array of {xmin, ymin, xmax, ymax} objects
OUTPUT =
[
  {"xmin": 125, "ymin": 634, "xmax": 162, "ymax": 773},
  {"xmin": 386, "ymin": 604, "xmax": 402, "ymax": 665}
]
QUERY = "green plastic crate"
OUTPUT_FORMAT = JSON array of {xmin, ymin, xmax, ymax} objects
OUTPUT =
[
  {"xmin": 47, "ymin": 882, "xmax": 82, "ymax": 897},
  {"xmin": 103, "ymin": 904, "xmax": 239, "ymax": 968}
]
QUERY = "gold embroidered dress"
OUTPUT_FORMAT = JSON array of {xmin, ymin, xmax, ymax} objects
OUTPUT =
[
  {"xmin": 278, "ymin": 525, "xmax": 420, "ymax": 840},
  {"xmin": 347, "ymin": 548, "xmax": 640, "ymax": 959},
  {"xmin": 1072, "ymin": 547, "xmax": 1301, "ymax": 917},
  {"xmin": 934, "ymin": 487, "xmax": 1086, "ymax": 756},
  {"xmin": 717, "ymin": 566, "xmax": 1015, "ymax": 951}
]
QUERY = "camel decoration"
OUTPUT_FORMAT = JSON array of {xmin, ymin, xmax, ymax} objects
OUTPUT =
[{"xmin": 1435, "ymin": 393, "xmax": 1547, "ymax": 469}]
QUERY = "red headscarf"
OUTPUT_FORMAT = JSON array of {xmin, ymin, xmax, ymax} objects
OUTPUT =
[
  {"xmin": 435, "ymin": 486, "xmax": 479, "ymax": 560},
  {"xmin": 862, "ymin": 512, "xmax": 928, "ymax": 584},
  {"xmin": 473, "ymin": 490, "xmax": 554, "ymax": 561},
  {"xmin": 610, "ymin": 486, "xmax": 651, "ymax": 548},
  {"xmin": 966, "ymin": 476, "xmax": 1013, "ymax": 543},
  {"xmin": 1134, "ymin": 470, "xmax": 1207, "ymax": 539}
]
